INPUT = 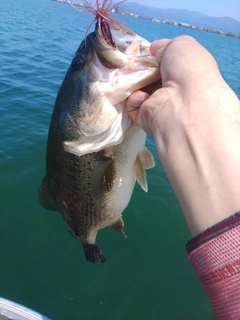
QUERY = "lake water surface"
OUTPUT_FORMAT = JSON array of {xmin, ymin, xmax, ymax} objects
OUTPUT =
[{"xmin": 1, "ymin": 1, "xmax": 240, "ymax": 319}]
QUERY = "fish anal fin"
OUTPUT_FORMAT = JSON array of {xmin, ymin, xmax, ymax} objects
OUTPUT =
[
  {"xmin": 109, "ymin": 218, "xmax": 127, "ymax": 238},
  {"xmin": 38, "ymin": 175, "xmax": 59, "ymax": 212},
  {"xmin": 134, "ymin": 155, "xmax": 148, "ymax": 192},
  {"xmin": 139, "ymin": 147, "xmax": 155, "ymax": 169},
  {"xmin": 82, "ymin": 243, "xmax": 106, "ymax": 263},
  {"xmin": 91, "ymin": 150, "xmax": 116, "ymax": 201}
]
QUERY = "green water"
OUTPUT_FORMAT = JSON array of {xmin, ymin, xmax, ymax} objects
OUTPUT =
[{"xmin": 2, "ymin": 0, "xmax": 239, "ymax": 319}]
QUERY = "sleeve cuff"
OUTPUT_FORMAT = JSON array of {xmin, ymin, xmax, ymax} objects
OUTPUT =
[{"xmin": 185, "ymin": 212, "xmax": 240, "ymax": 319}]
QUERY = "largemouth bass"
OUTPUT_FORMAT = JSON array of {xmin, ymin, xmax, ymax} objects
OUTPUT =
[{"xmin": 39, "ymin": 4, "xmax": 161, "ymax": 263}]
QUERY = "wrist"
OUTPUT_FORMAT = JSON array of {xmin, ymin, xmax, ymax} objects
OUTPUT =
[{"xmin": 153, "ymin": 83, "xmax": 240, "ymax": 236}]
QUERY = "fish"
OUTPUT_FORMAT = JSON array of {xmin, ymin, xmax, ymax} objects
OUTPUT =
[{"xmin": 38, "ymin": 0, "xmax": 161, "ymax": 263}]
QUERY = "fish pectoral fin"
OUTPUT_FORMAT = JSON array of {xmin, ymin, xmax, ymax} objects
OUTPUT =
[
  {"xmin": 139, "ymin": 147, "xmax": 155, "ymax": 169},
  {"xmin": 91, "ymin": 150, "xmax": 116, "ymax": 201},
  {"xmin": 134, "ymin": 155, "xmax": 148, "ymax": 192},
  {"xmin": 109, "ymin": 218, "xmax": 127, "ymax": 238},
  {"xmin": 38, "ymin": 175, "xmax": 59, "ymax": 212}
]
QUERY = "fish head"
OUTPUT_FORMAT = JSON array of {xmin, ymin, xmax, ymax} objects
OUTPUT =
[{"xmin": 58, "ymin": 21, "xmax": 161, "ymax": 157}]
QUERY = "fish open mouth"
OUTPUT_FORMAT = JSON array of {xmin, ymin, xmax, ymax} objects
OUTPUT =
[
  {"xmin": 93, "ymin": 19, "xmax": 161, "ymax": 70},
  {"xmin": 60, "ymin": 15, "xmax": 161, "ymax": 158}
]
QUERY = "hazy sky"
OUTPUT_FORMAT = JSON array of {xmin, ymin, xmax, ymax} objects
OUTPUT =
[{"xmin": 132, "ymin": 0, "xmax": 240, "ymax": 22}]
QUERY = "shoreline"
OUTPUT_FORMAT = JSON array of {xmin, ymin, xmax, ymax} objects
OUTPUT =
[{"xmin": 51, "ymin": 0, "xmax": 240, "ymax": 39}]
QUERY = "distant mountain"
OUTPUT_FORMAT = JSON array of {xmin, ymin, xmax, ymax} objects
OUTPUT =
[{"xmin": 119, "ymin": 2, "xmax": 240, "ymax": 34}]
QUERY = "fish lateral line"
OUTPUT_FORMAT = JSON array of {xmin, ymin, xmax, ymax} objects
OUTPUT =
[{"xmin": 91, "ymin": 149, "xmax": 116, "ymax": 201}]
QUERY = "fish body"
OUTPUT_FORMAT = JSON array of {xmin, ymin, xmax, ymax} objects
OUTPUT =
[{"xmin": 39, "ymin": 21, "xmax": 160, "ymax": 263}]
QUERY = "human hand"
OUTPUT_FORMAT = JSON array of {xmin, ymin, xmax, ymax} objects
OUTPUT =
[
  {"xmin": 126, "ymin": 36, "xmax": 225, "ymax": 136},
  {"xmin": 126, "ymin": 36, "xmax": 240, "ymax": 236}
]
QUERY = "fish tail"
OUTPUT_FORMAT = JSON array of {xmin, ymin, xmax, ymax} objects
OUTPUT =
[{"xmin": 82, "ymin": 243, "xmax": 106, "ymax": 263}]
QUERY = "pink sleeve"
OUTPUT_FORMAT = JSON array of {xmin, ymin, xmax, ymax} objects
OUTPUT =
[{"xmin": 186, "ymin": 212, "xmax": 240, "ymax": 319}]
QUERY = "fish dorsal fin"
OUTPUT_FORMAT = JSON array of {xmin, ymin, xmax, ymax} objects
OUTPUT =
[
  {"xmin": 139, "ymin": 147, "xmax": 155, "ymax": 169},
  {"xmin": 91, "ymin": 150, "xmax": 116, "ymax": 201},
  {"xmin": 134, "ymin": 147, "xmax": 155, "ymax": 193},
  {"xmin": 38, "ymin": 175, "xmax": 59, "ymax": 212},
  {"xmin": 109, "ymin": 218, "xmax": 127, "ymax": 238}
]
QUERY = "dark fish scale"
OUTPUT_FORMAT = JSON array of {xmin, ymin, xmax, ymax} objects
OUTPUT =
[
  {"xmin": 48, "ymin": 104, "xmax": 113, "ymax": 240},
  {"xmin": 39, "ymin": 21, "xmax": 157, "ymax": 263}
]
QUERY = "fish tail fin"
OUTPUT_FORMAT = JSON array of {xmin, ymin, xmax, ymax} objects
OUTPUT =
[{"xmin": 82, "ymin": 243, "xmax": 106, "ymax": 263}]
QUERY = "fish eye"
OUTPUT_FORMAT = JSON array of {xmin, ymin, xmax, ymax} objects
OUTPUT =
[{"xmin": 71, "ymin": 55, "xmax": 84, "ymax": 71}]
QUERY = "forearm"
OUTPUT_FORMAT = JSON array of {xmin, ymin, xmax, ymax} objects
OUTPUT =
[
  {"xmin": 126, "ymin": 35, "xmax": 240, "ymax": 318},
  {"xmin": 153, "ymin": 84, "xmax": 240, "ymax": 236}
]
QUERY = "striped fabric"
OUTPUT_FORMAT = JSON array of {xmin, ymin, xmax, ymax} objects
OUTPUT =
[{"xmin": 186, "ymin": 212, "xmax": 240, "ymax": 319}]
